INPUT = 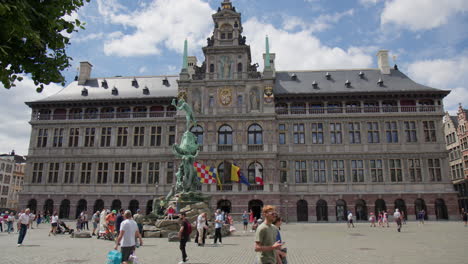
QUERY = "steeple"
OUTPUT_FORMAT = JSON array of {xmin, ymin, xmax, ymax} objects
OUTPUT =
[
  {"xmin": 180, "ymin": 39, "xmax": 190, "ymax": 80},
  {"xmin": 265, "ymin": 35, "xmax": 271, "ymax": 69}
]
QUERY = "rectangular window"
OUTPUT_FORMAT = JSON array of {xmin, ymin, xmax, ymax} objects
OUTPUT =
[
  {"xmin": 53, "ymin": 128, "xmax": 64, "ymax": 147},
  {"xmin": 131, "ymin": 162, "xmax": 142, "ymax": 184},
  {"xmin": 84, "ymin": 128, "xmax": 96, "ymax": 147},
  {"xmin": 348, "ymin": 122, "xmax": 361, "ymax": 144},
  {"xmin": 279, "ymin": 124, "xmax": 286, "ymax": 145},
  {"xmin": 279, "ymin": 161, "xmax": 287, "ymax": 183},
  {"xmin": 351, "ymin": 160, "xmax": 364, "ymax": 182},
  {"xmin": 294, "ymin": 161, "xmax": 307, "ymax": 183},
  {"xmin": 117, "ymin": 127, "xmax": 128, "ymax": 147},
  {"xmin": 385, "ymin": 121, "xmax": 399, "ymax": 143},
  {"xmin": 428, "ymin": 159, "xmax": 442, "ymax": 181},
  {"xmin": 311, "ymin": 123, "xmax": 324, "ymax": 144},
  {"xmin": 48, "ymin": 162, "xmax": 59, "ymax": 183},
  {"xmin": 423, "ymin": 121, "xmax": 437, "ymax": 142},
  {"xmin": 312, "ymin": 160, "xmax": 326, "ymax": 183},
  {"xmin": 36, "ymin": 128, "xmax": 48, "ymax": 148},
  {"xmin": 68, "ymin": 128, "xmax": 79, "ymax": 147},
  {"xmin": 133, "ymin": 126, "xmax": 145, "ymax": 147},
  {"xmin": 32, "ymin": 163, "xmax": 44, "ymax": 183},
  {"xmin": 1, "ymin": 186, "xmax": 9, "ymax": 195},
  {"xmin": 389, "ymin": 159, "xmax": 402, "ymax": 182},
  {"xmin": 404, "ymin": 121, "xmax": 417, "ymax": 142},
  {"xmin": 150, "ymin": 126, "xmax": 162, "ymax": 146},
  {"xmin": 168, "ymin": 126, "xmax": 176, "ymax": 146},
  {"xmin": 367, "ymin": 122, "xmax": 380, "ymax": 143},
  {"xmin": 408, "ymin": 159, "xmax": 422, "ymax": 182},
  {"xmin": 97, "ymin": 162, "xmax": 108, "ymax": 184},
  {"xmin": 330, "ymin": 123, "xmax": 342, "ymax": 144},
  {"xmin": 100, "ymin": 127, "xmax": 112, "ymax": 147},
  {"xmin": 209, "ymin": 96, "xmax": 214, "ymax": 108},
  {"xmin": 167, "ymin": 162, "xmax": 174, "ymax": 184},
  {"xmin": 80, "ymin": 162, "xmax": 92, "ymax": 184},
  {"xmin": 64, "ymin": 162, "xmax": 75, "ymax": 184},
  {"xmin": 293, "ymin": 124, "xmax": 305, "ymax": 144},
  {"xmin": 370, "ymin": 160, "xmax": 383, "ymax": 182},
  {"xmin": 114, "ymin": 162, "xmax": 125, "ymax": 184},
  {"xmin": 148, "ymin": 162, "xmax": 160, "ymax": 184},
  {"xmin": 332, "ymin": 160, "xmax": 345, "ymax": 182}
]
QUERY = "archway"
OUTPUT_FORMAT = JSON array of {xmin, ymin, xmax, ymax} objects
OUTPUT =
[
  {"xmin": 93, "ymin": 199, "xmax": 104, "ymax": 213},
  {"xmin": 316, "ymin": 199, "xmax": 328, "ymax": 221},
  {"xmin": 111, "ymin": 199, "xmax": 122, "ymax": 212},
  {"xmin": 217, "ymin": 199, "xmax": 232, "ymax": 214},
  {"xmin": 297, "ymin": 200, "xmax": 308, "ymax": 222},
  {"xmin": 129, "ymin": 200, "xmax": 139, "ymax": 215},
  {"xmin": 27, "ymin": 199, "xmax": 37, "ymax": 213},
  {"xmin": 435, "ymin": 199, "xmax": 448, "ymax": 220},
  {"xmin": 146, "ymin": 200, "xmax": 153, "ymax": 215},
  {"xmin": 336, "ymin": 199, "xmax": 347, "ymax": 221},
  {"xmin": 394, "ymin": 199, "xmax": 407, "ymax": 220},
  {"xmin": 75, "ymin": 199, "xmax": 87, "ymax": 219},
  {"xmin": 415, "ymin": 198, "xmax": 428, "ymax": 220},
  {"xmin": 375, "ymin": 199, "xmax": 387, "ymax": 215},
  {"xmin": 43, "ymin": 199, "xmax": 54, "ymax": 215},
  {"xmin": 248, "ymin": 199, "xmax": 263, "ymax": 219},
  {"xmin": 355, "ymin": 199, "xmax": 367, "ymax": 221},
  {"xmin": 59, "ymin": 199, "xmax": 70, "ymax": 219}
]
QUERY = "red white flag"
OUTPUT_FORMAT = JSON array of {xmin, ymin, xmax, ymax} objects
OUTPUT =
[{"xmin": 254, "ymin": 162, "xmax": 263, "ymax": 185}]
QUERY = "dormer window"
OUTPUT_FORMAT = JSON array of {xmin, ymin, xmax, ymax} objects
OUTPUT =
[
  {"xmin": 377, "ymin": 78, "xmax": 384, "ymax": 86},
  {"xmin": 132, "ymin": 78, "xmax": 138, "ymax": 88},
  {"xmin": 81, "ymin": 88, "xmax": 88, "ymax": 96},
  {"xmin": 112, "ymin": 87, "xmax": 118, "ymax": 95},
  {"xmin": 101, "ymin": 79, "xmax": 108, "ymax": 89},
  {"xmin": 345, "ymin": 80, "xmax": 351, "ymax": 88},
  {"xmin": 312, "ymin": 81, "xmax": 318, "ymax": 89},
  {"xmin": 359, "ymin": 71, "xmax": 364, "ymax": 79},
  {"xmin": 221, "ymin": 33, "xmax": 226, "ymax": 39},
  {"xmin": 325, "ymin": 72, "xmax": 331, "ymax": 80},
  {"xmin": 162, "ymin": 78, "xmax": 169, "ymax": 86},
  {"xmin": 143, "ymin": 86, "xmax": 149, "ymax": 95},
  {"xmin": 290, "ymin": 73, "xmax": 297, "ymax": 81}
]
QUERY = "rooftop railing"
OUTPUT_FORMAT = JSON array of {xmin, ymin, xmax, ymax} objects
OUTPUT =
[
  {"xmin": 276, "ymin": 105, "xmax": 441, "ymax": 115},
  {"xmin": 31, "ymin": 111, "xmax": 177, "ymax": 121}
]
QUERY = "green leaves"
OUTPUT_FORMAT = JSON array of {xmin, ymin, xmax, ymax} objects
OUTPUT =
[{"xmin": 0, "ymin": 0, "xmax": 90, "ymax": 92}]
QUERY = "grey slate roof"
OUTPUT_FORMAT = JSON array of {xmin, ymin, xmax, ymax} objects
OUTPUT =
[
  {"xmin": 274, "ymin": 69, "xmax": 447, "ymax": 95},
  {"xmin": 30, "ymin": 75, "xmax": 179, "ymax": 103},
  {"xmin": 450, "ymin": 115, "xmax": 459, "ymax": 128}
]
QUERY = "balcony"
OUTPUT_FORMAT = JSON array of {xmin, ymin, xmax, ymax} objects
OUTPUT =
[
  {"xmin": 216, "ymin": 184, "xmax": 233, "ymax": 191},
  {"xmin": 217, "ymin": 145, "xmax": 233, "ymax": 151},
  {"xmin": 247, "ymin": 145, "xmax": 263, "ymax": 151},
  {"xmin": 248, "ymin": 185, "xmax": 264, "ymax": 191},
  {"xmin": 276, "ymin": 105, "xmax": 441, "ymax": 115}
]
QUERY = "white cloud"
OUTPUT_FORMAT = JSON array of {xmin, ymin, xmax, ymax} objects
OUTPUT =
[
  {"xmin": 98, "ymin": 0, "xmax": 214, "ymax": 57},
  {"xmin": 406, "ymin": 56, "xmax": 468, "ymax": 112},
  {"xmin": 72, "ymin": 32, "xmax": 104, "ymax": 43},
  {"xmin": 138, "ymin": 66, "xmax": 147, "ymax": 73},
  {"xmin": 168, "ymin": 65, "xmax": 177, "ymax": 72},
  {"xmin": 381, "ymin": 0, "xmax": 468, "ymax": 31},
  {"xmin": 359, "ymin": 0, "xmax": 382, "ymax": 5},
  {"xmin": 244, "ymin": 18, "xmax": 374, "ymax": 70},
  {"xmin": 282, "ymin": 9, "xmax": 354, "ymax": 32},
  {"xmin": 0, "ymin": 77, "xmax": 63, "ymax": 155}
]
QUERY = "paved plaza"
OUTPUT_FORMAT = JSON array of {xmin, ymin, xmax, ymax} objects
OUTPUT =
[{"xmin": 1, "ymin": 221, "xmax": 467, "ymax": 264}]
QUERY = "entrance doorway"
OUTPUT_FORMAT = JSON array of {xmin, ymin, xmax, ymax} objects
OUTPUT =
[
  {"xmin": 75, "ymin": 199, "xmax": 87, "ymax": 219},
  {"xmin": 394, "ymin": 199, "xmax": 407, "ymax": 220},
  {"xmin": 435, "ymin": 198, "xmax": 448, "ymax": 220},
  {"xmin": 59, "ymin": 199, "xmax": 70, "ymax": 219},
  {"xmin": 355, "ymin": 199, "xmax": 367, "ymax": 221},
  {"xmin": 93, "ymin": 199, "xmax": 104, "ymax": 213},
  {"xmin": 297, "ymin": 200, "xmax": 308, "ymax": 222},
  {"xmin": 129, "ymin": 200, "xmax": 139, "ymax": 214},
  {"xmin": 248, "ymin": 199, "xmax": 263, "ymax": 220},
  {"xmin": 111, "ymin": 200, "xmax": 122, "ymax": 212},
  {"xmin": 316, "ymin": 199, "xmax": 328, "ymax": 221},
  {"xmin": 43, "ymin": 199, "xmax": 54, "ymax": 215},
  {"xmin": 336, "ymin": 199, "xmax": 347, "ymax": 221},
  {"xmin": 415, "ymin": 198, "xmax": 428, "ymax": 220},
  {"xmin": 217, "ymin": 199, "xmax": 232, "ymax": 213},
  {"xmin": 375, "ymin": 199, "xmax": 387, "ymax": 215}
]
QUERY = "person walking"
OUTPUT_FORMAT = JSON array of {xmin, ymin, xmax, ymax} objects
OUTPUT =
[
  {"xmin": 91, "ymin": 211, "xmax": 100, "ymax": 236},
  {"xmin": 49, "ymin": 212, "xmax": 58, "ymax": 236},
  {"xmin": 369, "ymin": 212, "xmax": 376, "ymax": 227},
  {"xmin": 17, "ymin": 208, "xmax": 31, "ymax": 246},
  {"xmin": 394, "ymin": 209, "xmax": 402, "ymax": 232},
  {"xmin": 242, "ymin": 210, "xmax": 249, "ymax": 233},
  {"xmin": 347, "ymin": 211, "xmax": 355, "ymax": 228},
  {"xmin": 462, "ymin": 209, "xmax": 467, "ymax": 227},
  {"xmin": 7, "ymin": 212, "xmax": 15, "ymax": 233},
  {"xmin": 28, "ymin": 211, "xmax": 35, "ymax": 229},
  {"xmin": 133, "ymin": 209, "xmax": 144, "ymax": 236},
  {"xmin": 178, "ymin": 212, "xmax": 191, "ymax": 264},
  {"xmin": 116, "ymin": 209, "xmax": 125, "ymax": 236},
  {"xmin": 213, "ymin": 209, "xmax": 224, "ymax": 245},
  {"xmin": 114, "ymin": 210, "xmax": 143, "ymax": 264},
  {"xmin": 273, "ymin": 216, "xmax": 287, "ymax": 264},
  {"xmin": 83, "ymin": 211, "xmax": 89, "ymax": 230},
  {"xmin": 106, "ymin": 210, "xmax": 117, "ymax": 234},
  {"xmin": 383, "ymin": 211, "xmax": 389, "ymax": 227},
  {"xmin": 196, "ymin": 212, "xmax": 207, "ymax": 246},
  {"xmin": 254, "ymin": 205, "xmax": 283, "ymax": 264},
  {"xmin": 36, "ymin": 212, "xmax": 42, "ymax": 228},
  {"xmin": 418, "ymin": 210, "xmax": 425, "ymax": 225}
]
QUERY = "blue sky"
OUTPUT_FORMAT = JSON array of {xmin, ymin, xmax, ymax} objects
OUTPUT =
[{"xmin": 1, "ymin": 0, "xmax": 468, "ymax": 155}]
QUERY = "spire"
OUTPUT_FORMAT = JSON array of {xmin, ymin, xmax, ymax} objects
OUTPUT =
[
  {"xmin": 182, "ymin": 39, "xmax": 188, "ymax": 71},
  {"xmin": 265, "ymin": 35, "xmax": 271, "ymax": 69}
]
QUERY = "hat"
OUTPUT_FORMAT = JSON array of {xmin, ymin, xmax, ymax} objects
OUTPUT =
[{"xmin": 112, "ymin": 210, "xmax": 117, "ymax": 213}]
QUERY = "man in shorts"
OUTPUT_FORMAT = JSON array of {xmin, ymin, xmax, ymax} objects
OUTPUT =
[
  {"xmin": 242, "ymin": 210, "xmax": 249, "ymax": 233},
  {"xmin": 114, "ymin": 210, "xmax": 143, "ymax": 264},
  {"xmin": 394, "ymin": 209, "xmax": 402, "ymax": 232},
  {"xmin": 254, "ymin": 205, "xmax": 283, "ymax": 264}
]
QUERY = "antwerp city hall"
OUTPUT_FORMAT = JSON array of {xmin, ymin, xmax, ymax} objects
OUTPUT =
[{"xmin": 20, "ymin": 1, "xmax": 457, "ymax": 221}]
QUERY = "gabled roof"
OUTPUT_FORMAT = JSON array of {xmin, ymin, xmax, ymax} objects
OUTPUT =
[
  {"xmin": 274, "ymin": 69, "xmax": 449, "ymax": 96},
  {"xmin": 450, "ymin": 115, "xmax": 459, "ymax": 128},
  {"xmin": 26, "ymin": 75, "xmax": 178, "ymax": 105}
]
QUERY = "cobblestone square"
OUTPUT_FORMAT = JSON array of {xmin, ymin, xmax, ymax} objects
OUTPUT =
[{"xmin": 1, "ymin": 221, "xmax": 467, "ymax": 264}]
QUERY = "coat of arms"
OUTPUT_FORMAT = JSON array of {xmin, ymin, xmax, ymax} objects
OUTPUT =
[
  {"xmin": 264, "ymin": 86, "xmax": 274, "ymax": 104},
  {"xmin": 218, "ymin": 87, "xmax": 232, "ymax": 106}
]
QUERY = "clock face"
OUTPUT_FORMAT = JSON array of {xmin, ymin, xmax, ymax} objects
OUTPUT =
[{"xmin": 218, "ymin": 87, "xmax": 232, "ymax": 106}]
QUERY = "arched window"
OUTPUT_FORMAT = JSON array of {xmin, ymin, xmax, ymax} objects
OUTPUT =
[
  {"xmin": 117, "ymin": 107, "xmax": 131, "ymax": 118},
  {"xmin": 297, "ymin": 200, "xmax": 308, "ymax": 222},
  {"xmin": 100, "ymin": 107, "xmax": 114, "ymax": 119},
  {"xmin": 210, "ymin": 64, "xmax": 215, "ymax": 73},
  {"xmin": 336, "ymin": 199, "xmax": 347, "ymax": 221},
  {"xmin": 248, "ymin": 199, "xmax": 264, "ymax": 220},
  {"xmin": 217, "ymin": 163, "xmax": 229, "ymax": 184},
  {"xmin": 166, "ymin": 105, "xmax": 176, "ymax": 117},
  {"xmin": 129, "ymin": 200, "xmax": 139, "ymax": 215},
  {"xmin": 84, "ymin": 108, "xmax": 98, "ymax": 119},
  {"xmin": 27, "ymin": 199, "xmax": 37, "ymax": 213},
  {"xmin": 218, "ymin": 125, "xmax": 233, "ymax": 145},
  {"xmin": 248, "ymin": 162, "xmax": 263, "ymax": 184},
  {"xmin": 133, "ymin": 106, "xmax": 147, "ymax": 118},
  {"xmin": 59, "ymin": 199, "xmax": 70, "ymax": 219},
  {"xmin": 75, "ymin": 199, "xmax": 87, "ymax": 219},
  {"xmin": 111, "ymin": 200, "xmax": 122, "ymax": 212},
  {"xmin": 69, "ymin": 108, "xmax": 83, "ymax": 119},
  {"xmin": 375, "ymin": 199, "xmax": 387, "ymax": 215},
  {"xmin": 53, "ymin": 109, "xmax": 67, "ymax": 120},
  {"xmin": 190, "ymin": 126, "xmax": 204, "ymax": 145},
  {"xmin": 248, "ymin": 124, "xmax": 263, "ymax": 145},
  {"xmin": 435, "ymin": 198, "xmax": 448, "ymax": 220},
  {"xmin": 355, "ymin": 199, "xmax": 367, "ymax": 221},
  {"xmin": 237, "ymin": 62, "xmax": 242, "ymax": 72},
  {"xmin": 149, "ymin": 105, "xmax": 164, "ymax": 117},
  {"xmin": 43, "ymin": 199, "xmax": 54, "ymax": 215},
  {"xmin": 38, "ymin": 109, "xmax": 51, "ymax": 120},
  {"xmin": 316, "ymin": 199, "xmax": 328, "ymax": 221},
  {"xmin": 93, "ymin": 199, "xmax": 104, "ymax": 213}
]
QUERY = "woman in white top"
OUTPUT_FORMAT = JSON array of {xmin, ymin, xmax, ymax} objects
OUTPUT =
[
  {"xmin": 196, "ymin": 212, "xmax": 208, "ymax": 246},
  {"xmin": 49, "ymin": 212, "xmax": 58, "ymax": 236}
]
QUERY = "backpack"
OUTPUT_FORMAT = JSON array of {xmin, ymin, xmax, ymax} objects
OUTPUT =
[{"xmin": 184, "ymin": 220, "xmax": 192, "ymax": 237}]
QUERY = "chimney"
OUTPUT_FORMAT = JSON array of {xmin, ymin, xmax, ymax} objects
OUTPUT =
[
  {"xmin": 78, "ymin": 61, "xmax": 93, "ymax": 85},
  {"xmin": 376, "ymin": 50, "xmax": 390, "ymax": 74}
]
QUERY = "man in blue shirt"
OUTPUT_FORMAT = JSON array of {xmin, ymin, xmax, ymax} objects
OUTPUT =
[{"xmin": 213, "ymin": 209, "xmax": 224, "ymax": 245}]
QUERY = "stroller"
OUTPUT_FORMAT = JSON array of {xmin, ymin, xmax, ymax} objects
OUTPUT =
[
  {"xmin": 97, "ymin": 224, "xmax": 115, "ymax": 241},
  {"xmin": 56, "ymin": 220, "xmax": 74, "ymax": 235}
]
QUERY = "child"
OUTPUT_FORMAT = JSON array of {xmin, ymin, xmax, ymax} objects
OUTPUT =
[{"xmin": 369, "ymin": 212, "xmax": 376, "ymax": 227}]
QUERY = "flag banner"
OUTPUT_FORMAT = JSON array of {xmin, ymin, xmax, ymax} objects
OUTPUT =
[
  {"xmin": 193, "ymin": 162, "xmax": 217, "ymax": 184},
  {"xmin": 231, "ymin": 164, "xmax": 240, "ymax": 182},
  {"xmin": 239, "ymin": 171, "xmax": 250, "ymax": 186},
  {"xmin": 254, "ymin": 162, "xmax": 264, "ymax": 185}
]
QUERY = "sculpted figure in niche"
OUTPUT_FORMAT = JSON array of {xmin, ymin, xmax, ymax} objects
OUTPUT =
[
  {"xmin": 192, "ymin": 89, "xmax": 202, "ymax": 113},
  {"xmin": 250, "ymin": 88, "xmax": 260, "ymax": 110},
  {"xmin": 218, "ymin": 56, "xmax": 232, "ymax": 79}
]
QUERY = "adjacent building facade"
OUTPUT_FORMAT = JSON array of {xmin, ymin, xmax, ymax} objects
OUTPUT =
[
  {"xmin": 20, "ymin": 0, "xmax": 457, "ymax": 221},
  {"xmin": 0, "ymin": 153, "xmax": 26, "ymax": 210}
]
